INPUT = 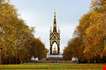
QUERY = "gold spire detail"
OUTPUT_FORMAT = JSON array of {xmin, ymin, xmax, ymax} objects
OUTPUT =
[{"xmin": 53, "ymin": 10, "xmax": 57, "ymax": 32}]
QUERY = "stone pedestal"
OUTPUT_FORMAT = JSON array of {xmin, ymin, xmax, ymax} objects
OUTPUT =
[{"xmin": 47, "ymin": 54, "xmax": 63, "ymax": 62}]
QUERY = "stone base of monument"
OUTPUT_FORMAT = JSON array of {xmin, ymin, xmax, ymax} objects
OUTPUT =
[{"xmin": 47, "ymin": 54, "xmax": 63, "ymax": 62}]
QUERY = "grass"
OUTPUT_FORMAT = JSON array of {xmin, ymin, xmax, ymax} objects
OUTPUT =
[{"xmin": 0, "ymin": 63, "xmax": 103, "ymax": 70}]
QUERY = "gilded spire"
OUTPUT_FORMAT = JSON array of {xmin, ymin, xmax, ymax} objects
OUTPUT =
[
  {"xmin": 50, "ymin": 10, "xmax": 60, "ymax": 55},
  {"xmin": 53, "ymin": 10, "xmax": 57, "ymax": 32}
]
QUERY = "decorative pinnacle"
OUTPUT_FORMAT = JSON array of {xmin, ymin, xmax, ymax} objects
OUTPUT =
[{"xmin": 54, "ymin": 9, "xmax": 56, "ymax": 18}]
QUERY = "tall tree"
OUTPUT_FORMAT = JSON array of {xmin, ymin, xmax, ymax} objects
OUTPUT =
[
  {"xmin": 64, "ymin": 0, "xmax": 106, "ymax": 63},
  {"xmin": 0, "ymin": 1, "xmax": 48, "ymax": 64},
  {"xmin": 30, "ymin": 38, "xmax": 48, "ymax": 60}
]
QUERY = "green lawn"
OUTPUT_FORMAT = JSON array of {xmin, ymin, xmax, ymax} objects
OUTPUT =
[{"xmin": 0, "ymin": 63, "xmax": 103, "ymax": 70}]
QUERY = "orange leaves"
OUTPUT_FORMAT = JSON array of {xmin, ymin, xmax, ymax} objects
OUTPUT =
[
  {"xmin": 64, "ymin": 0, "xmax": 106, "ymax": 62},
  {"xmin": 0, "ymin": 4, "xmax": 17, "ymax": 18},
  {"xmin": 63, "ymin": 37, "xmax": 82, "ymax": 60},
  {"xmin": 0, "ymin": 3, "xmax": 36, "ymax": 63},
  {"xmin": 30, "ymin": 38, "xmax": 48, "ymax": 59}
]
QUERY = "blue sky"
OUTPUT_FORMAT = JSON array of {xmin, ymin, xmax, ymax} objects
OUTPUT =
[{"xmin": 11, "ymin": 0, "xmax": 90, "ymax": 53}]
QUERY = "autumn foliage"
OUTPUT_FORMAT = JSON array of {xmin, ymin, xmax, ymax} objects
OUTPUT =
[
  {"xmin": 64, "ymin": 0, "xmax": 106, "ymax": 63},
  {"xmin": 0, "ymin": 2, "xmax": 47, "ymax": 64}
]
